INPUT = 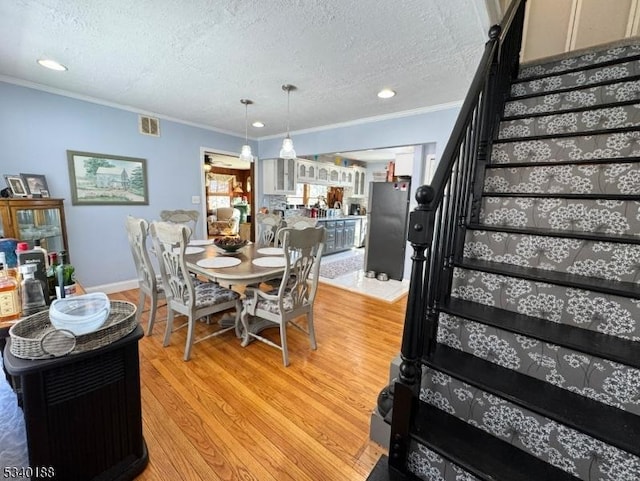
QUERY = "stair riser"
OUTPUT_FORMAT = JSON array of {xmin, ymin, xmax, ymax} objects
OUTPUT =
[
  {"xmin": 464, "ymin": 230, "xmax": 640, "ymax": 285},
  {"xmin": 512, "ymin": 60, "xmax": 640, "ymax": 98},
  {"xmin": 479, "ymin": 197, "xmax": 640, "ymax": 237},
  {"xmin": 437, "ymin": 314, "xmax": 640, "ymax": 415},
  {"xmin": 504, "ymin": 80, "xmax": 640, "ymax": 118},
  {"xmin": 408, "ymin": 443, "xmax": 480, "ymax": 481},
  {"xmin": 519, "ymin": 44, "xmax": 640, "ymax": 80},
  {"xmin": 498, "ymin": 104, "xmax": 640, "ymax": 140},
  {"xmin": 418, "ymin": 368, "xmax": 640, "ymax": 481},
  {"xmin": 484, "ymin": 163, "xmax": 640, "ymax": 195},
  {"xmin": 451, "ymin": 268, "xmax": 640, "ymax": 340},
  {"xmin": 491, "ymin": 130, "xmax": 640, "ymax": 164}
]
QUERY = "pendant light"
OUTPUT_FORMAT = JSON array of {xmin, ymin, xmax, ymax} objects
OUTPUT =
[
  {"xmin": 279, "ymin": 84, "xmax": 297, "ymax": 159},
  {"xmin": 239, "ymin": 99, "xmax": 253, "ymax": 162}
]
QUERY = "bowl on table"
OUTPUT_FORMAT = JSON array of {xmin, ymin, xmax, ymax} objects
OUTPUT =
[{"xmin": 213, "ymin": 237, "xmax": 248, "ymax": 253}]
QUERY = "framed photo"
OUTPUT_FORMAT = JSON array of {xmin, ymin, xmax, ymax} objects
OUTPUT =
[
  {"xmin": 20, "ymin": 173, "xmax": 49, "ymax": 197},
  {"xmin": 4, "ymin": 175, "xmax": 28, "ymax": 197},
  {"xmin": 66, "ymin": 150, "xmax": 149, "ymax": 206}
]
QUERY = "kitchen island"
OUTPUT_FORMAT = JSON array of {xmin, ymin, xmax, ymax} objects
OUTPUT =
[{"xmin": 315, "ymin": 215, "xmax": 366, "ymax": 255}]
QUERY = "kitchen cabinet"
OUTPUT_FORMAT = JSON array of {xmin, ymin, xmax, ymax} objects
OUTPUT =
[
  {"xmin": 317, "ymin": 165, "xmax": 330, "ymax": 184},
  {"xmin": 263, "ymin": 158, "xmax": 296, "ymax": 194},
  {"xmin": 296, "ymin": 160, "xmax": 317, "ymax": 183},
  {"xmin": 328, "ymin": 166, "xmax": 341, "ymax": 184},
  {"xmin": 0, "ymin": 198, "xmax": 68, "ymax": 256},
  {"xmin": 317, "ymin": 217, "xmax": 360, "ymax": 255},
  {"xmin": 353, "ymin": 167, "xmax": 367, "ymax": 197}
]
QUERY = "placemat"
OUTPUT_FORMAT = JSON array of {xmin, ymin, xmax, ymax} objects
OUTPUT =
[
  {"xmin": 196, "ymin": 257, "xmax": 241, "ymax": 268},
  {"xmin": 252, "ymin": 257, "xmax": 287, "ymax": 268},
  {"xmin": 173, "ymin": 246, "xmax": 205, "ymax": 255},
  {"xmin": 257, "ymin": 247, "xmax": 284, "ymax": 255},
  {"xmin": 189, "ymin": 239, "xmax": 213, "ymax": 246}
]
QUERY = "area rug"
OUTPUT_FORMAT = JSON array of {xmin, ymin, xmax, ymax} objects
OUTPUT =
[{"xmin": 319, "ymin": 252, "xmax": 365, "ymax": 279}]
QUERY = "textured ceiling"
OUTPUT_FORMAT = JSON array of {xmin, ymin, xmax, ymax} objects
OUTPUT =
[{"xmin": 0, "ymin": 0, "xmax": 491, "ymax": 139}]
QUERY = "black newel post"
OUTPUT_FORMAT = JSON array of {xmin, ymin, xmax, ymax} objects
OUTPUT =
[{"xmin": 376, "ymin": 185, "xmax": 435, "ymax": 413}]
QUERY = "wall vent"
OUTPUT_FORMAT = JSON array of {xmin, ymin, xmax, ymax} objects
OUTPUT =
[{"xmin": 138, "ymin": 115, "xmax": 160, "ymax": 137}]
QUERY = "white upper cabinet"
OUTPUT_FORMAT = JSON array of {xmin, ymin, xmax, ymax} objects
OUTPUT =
[
  {"xmin": 263, "ymin": 158, "xmax": 297, "ymax": 194},
  {"xmin": 296, "ymin": 160, "xmax": 317, "ymax": 183}
]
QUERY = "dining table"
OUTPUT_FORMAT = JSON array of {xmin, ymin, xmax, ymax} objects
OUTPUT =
[{"xmin": 184, "ymin": 241, "xmax": 286, "ymax": 288}]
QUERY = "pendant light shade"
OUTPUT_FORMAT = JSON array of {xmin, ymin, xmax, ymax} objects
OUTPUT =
[
  {"xmin": 239, "ymin": 99, "xmax": 253, "ymax": 162},
  {"xmin": 279, "ymin": 84, "xmax": 297, "ymax": 159}
]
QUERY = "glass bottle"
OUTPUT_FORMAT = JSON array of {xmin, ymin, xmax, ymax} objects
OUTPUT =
[
  {"xmin": 55, "ymin": 250, "xmax": 77, "ymax": 299},
  {"xmin": 19, "ymin": 263, "xmax": 47, "ymax": 317},
  {"xmin": 46, "ymin": 252, "xmax": 59, "ymax": 302},
  {"xmin": 0, "ymin": 262, "xmax": 21, "ymax": 321}
]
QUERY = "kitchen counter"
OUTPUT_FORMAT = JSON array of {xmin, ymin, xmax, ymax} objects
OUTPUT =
[{"xmin": 310, "ymin": 216, "xmax": 367, "ymax": 254}]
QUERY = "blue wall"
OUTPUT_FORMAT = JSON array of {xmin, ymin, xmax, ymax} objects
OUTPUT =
[{"xmin": 1, "ymin": 80, "xmax": 460, "ymax": 290}]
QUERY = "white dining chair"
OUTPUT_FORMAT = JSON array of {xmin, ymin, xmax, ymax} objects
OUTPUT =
[
  {"xmin": 159, "ymin": 209, "xmax": 199, "ymax": 237},
  {"xmin": 240, "ymin": 226, "xmax": 325, "ymax": 366},
  {"xmin": 125, "ymin": 215, "xmax": 166, "ymax": 336},
  {"xmin": 256, "ymin": 213, "xmax": 283, "ymax": 247},
  {"xmin": 150, "ymin": 221, "xmax": 241, "ymax": 361}
]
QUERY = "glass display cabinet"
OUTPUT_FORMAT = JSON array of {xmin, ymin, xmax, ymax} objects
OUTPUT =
[{"xmin": 0, "ymin": 198, "xmax": 69, "ymax": 255}]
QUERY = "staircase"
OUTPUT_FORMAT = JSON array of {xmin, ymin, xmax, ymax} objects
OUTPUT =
[{"xmin": 368, "ymin": 12, "xmax": 640, "ymax": 481}]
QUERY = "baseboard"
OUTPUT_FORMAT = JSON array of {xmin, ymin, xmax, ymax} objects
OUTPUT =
[
  {"xmin": 369, "ymin": 408, "xmax": 391, "ymax": 449},
  {"xmin": 83, "ymin": 279, "xmax": 139, "ymax": 294}
]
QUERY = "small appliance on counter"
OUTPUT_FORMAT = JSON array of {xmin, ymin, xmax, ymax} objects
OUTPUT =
[{"xmin": 349, "ymin": 203, "xmax": 361, "ymax": 215}]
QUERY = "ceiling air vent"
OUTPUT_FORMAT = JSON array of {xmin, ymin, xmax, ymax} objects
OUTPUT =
[{"xmin": 139, "ymin": 115, "xmax": 160, "ymax": 137}]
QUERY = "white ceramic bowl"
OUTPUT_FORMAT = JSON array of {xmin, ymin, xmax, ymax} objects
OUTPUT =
[{"xmin": 49, "ymin": 292, "xmax": 111, "ymax": 335}]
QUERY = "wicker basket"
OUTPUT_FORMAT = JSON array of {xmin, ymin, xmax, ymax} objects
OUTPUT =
[{"xmin": 9, "ymin": 300, "xmax": 137, "ymax": 360}]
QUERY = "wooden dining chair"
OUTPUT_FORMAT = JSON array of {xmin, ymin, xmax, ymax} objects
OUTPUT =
[
  {"xmin": 240, "ymin": 226, "xmax": 325, "ymax": 366},
  {"xmin": 149, "ymin": 221, "xmax": 241, "ymax": 361},
  {"xmin": 256, "ymin": 213, "xmax": 283, "ymax": 247},
  {"xmin": 159, "ymin": 209, "xmax": 199, "ymax": 238},
  {"xmin": 125, "ymin": 215, "xmax": 166, "ymax": 336}
]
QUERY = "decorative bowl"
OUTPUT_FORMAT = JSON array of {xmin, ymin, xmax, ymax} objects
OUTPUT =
[{"xmin": 214, "ymin": 237, "xmax": 248, "ymax": 252}]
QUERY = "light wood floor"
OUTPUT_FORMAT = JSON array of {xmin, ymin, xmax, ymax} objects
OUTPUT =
[{"xmin": 109, "ymin": 283, "xmax": 407, "ymax": 481}]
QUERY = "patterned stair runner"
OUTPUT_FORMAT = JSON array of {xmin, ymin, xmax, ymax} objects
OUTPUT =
[{"xmin": 406, "ymin": 40, "xmax": 640, "ymax": 481}]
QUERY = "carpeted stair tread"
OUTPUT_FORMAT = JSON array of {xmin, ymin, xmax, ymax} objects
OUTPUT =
[
  {"xmin": 504, "ymin": 98, "xmax": 640, "ymax": 121},
  {"xmin": 518, "ymin": 43, "xmax": 640, "ymax": 80},
  {"xmin": 410, "ymin": 399, "xmax": 576, "ymax": 481},
  {"xmin": 504, "ymin": 79, "xmax": 640, "ymax": 118},
  {"xmin": 441, "ymin": 297, "xmax": 640, "ymax": 369},
  {"xmin": 425, "ymin": 344, "xmax": 640, "ymax": 458},
  {"xmin": 467, "ymin": 223, "xmax": 640, "ymax": 245},
  {"xmin": 481, "ymin": 192, "xmax": 639, "ymax": 200},
  {"xmin": 455, "ymin": 258, "xmax": 640, "ymax": 299},
  {"xmin": 498, "ymin": 103, "xmax": 640, "ymax": 140},
  {"xmin": 485, "ymin": 156, "xmax": 640, "ymax": 168},
  {"xmin": 492, "ymin": 124, "xmax": 640, "ymax": 143},
  {"xmin": 511, "ymin": 60, "xmax": 640, "ymax": 98}
]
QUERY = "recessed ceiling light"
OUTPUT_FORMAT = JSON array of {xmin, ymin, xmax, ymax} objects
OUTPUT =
[
  {"xmin": 252, "ymin": 121, "xmax": 264, "ymax": 128},
  {"xmin": 377, "ymin": 88, "xmax": 396, "ymax": 99},
  {"xmin": 37, "ymin": 59, "xmax": 67, "ymax": 71}
]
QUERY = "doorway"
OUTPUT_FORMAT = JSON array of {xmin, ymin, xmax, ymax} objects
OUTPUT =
[{"xmin": 203, "ymin": 152, "xmax": 255, "ymax": 241}]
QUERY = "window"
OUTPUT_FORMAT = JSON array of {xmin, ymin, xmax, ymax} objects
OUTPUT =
[
  {"xmin": 207, "ymin": 174, "xmax": 234, "ymax": 210},
  {"xmin": 286, "ymin": 183, "xmax": 328, "ymax": 207}
]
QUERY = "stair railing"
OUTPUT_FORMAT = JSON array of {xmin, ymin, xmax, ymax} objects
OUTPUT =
[{"xmin": 387, "ymin": 0, "xmax": 527, "ymax": 475}]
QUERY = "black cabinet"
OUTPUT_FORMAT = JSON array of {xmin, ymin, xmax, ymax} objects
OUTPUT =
[{"xmin": 3, "ymin": 326, "xmax": 148, "ymax": 481}]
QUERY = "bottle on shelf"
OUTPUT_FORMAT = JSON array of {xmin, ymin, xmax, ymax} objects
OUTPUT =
[
  {"xmin": 33, "ymin": 239, "xmax": 49, "ymax": 269},
  {"xmin": 55, "ymin": 250, "xmax": 77, "ymax": 299},
  {"xmin": 0, "ymin": 262, "xmax": 21, "ymax": 321},
  {"xmin": 19, "ymin": 263, "xmax": 47, "ymax": 317},
  {"xmin": 16, "ymin": 241, "xmax": 47, "ymax": 303},
  {"xmin": 46, "ymin": 252, "xmax": 59, "ymax": 302}
]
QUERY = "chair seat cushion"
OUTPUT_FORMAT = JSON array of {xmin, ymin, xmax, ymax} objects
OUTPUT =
[
  {"xmin": 195, "ymin": 282, "xmax": 240, "ymax": 308},
  {"xmin": 256, "ymin": 290, "xmax": 294, "ymax": 314}
]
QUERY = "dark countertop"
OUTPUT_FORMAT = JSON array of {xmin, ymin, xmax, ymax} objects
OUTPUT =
[{"xmin": 315, "ymin": 215, "xmax": 366, "ymax": 221}]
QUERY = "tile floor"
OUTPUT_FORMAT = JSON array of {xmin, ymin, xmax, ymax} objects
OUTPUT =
[{"xmin": 318, "ymin": 250, "xmax": 410, "ymax": 304}]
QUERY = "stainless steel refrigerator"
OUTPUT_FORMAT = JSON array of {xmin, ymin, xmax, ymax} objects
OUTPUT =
[{"xmin": 364, "ymin": 180, "xmax": 411, "ymax": 281}]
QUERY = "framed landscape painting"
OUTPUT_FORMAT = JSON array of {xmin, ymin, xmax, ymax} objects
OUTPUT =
[{"xmin": 67, "ymin": 150, "xmax": 149, "ymax": 205}]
